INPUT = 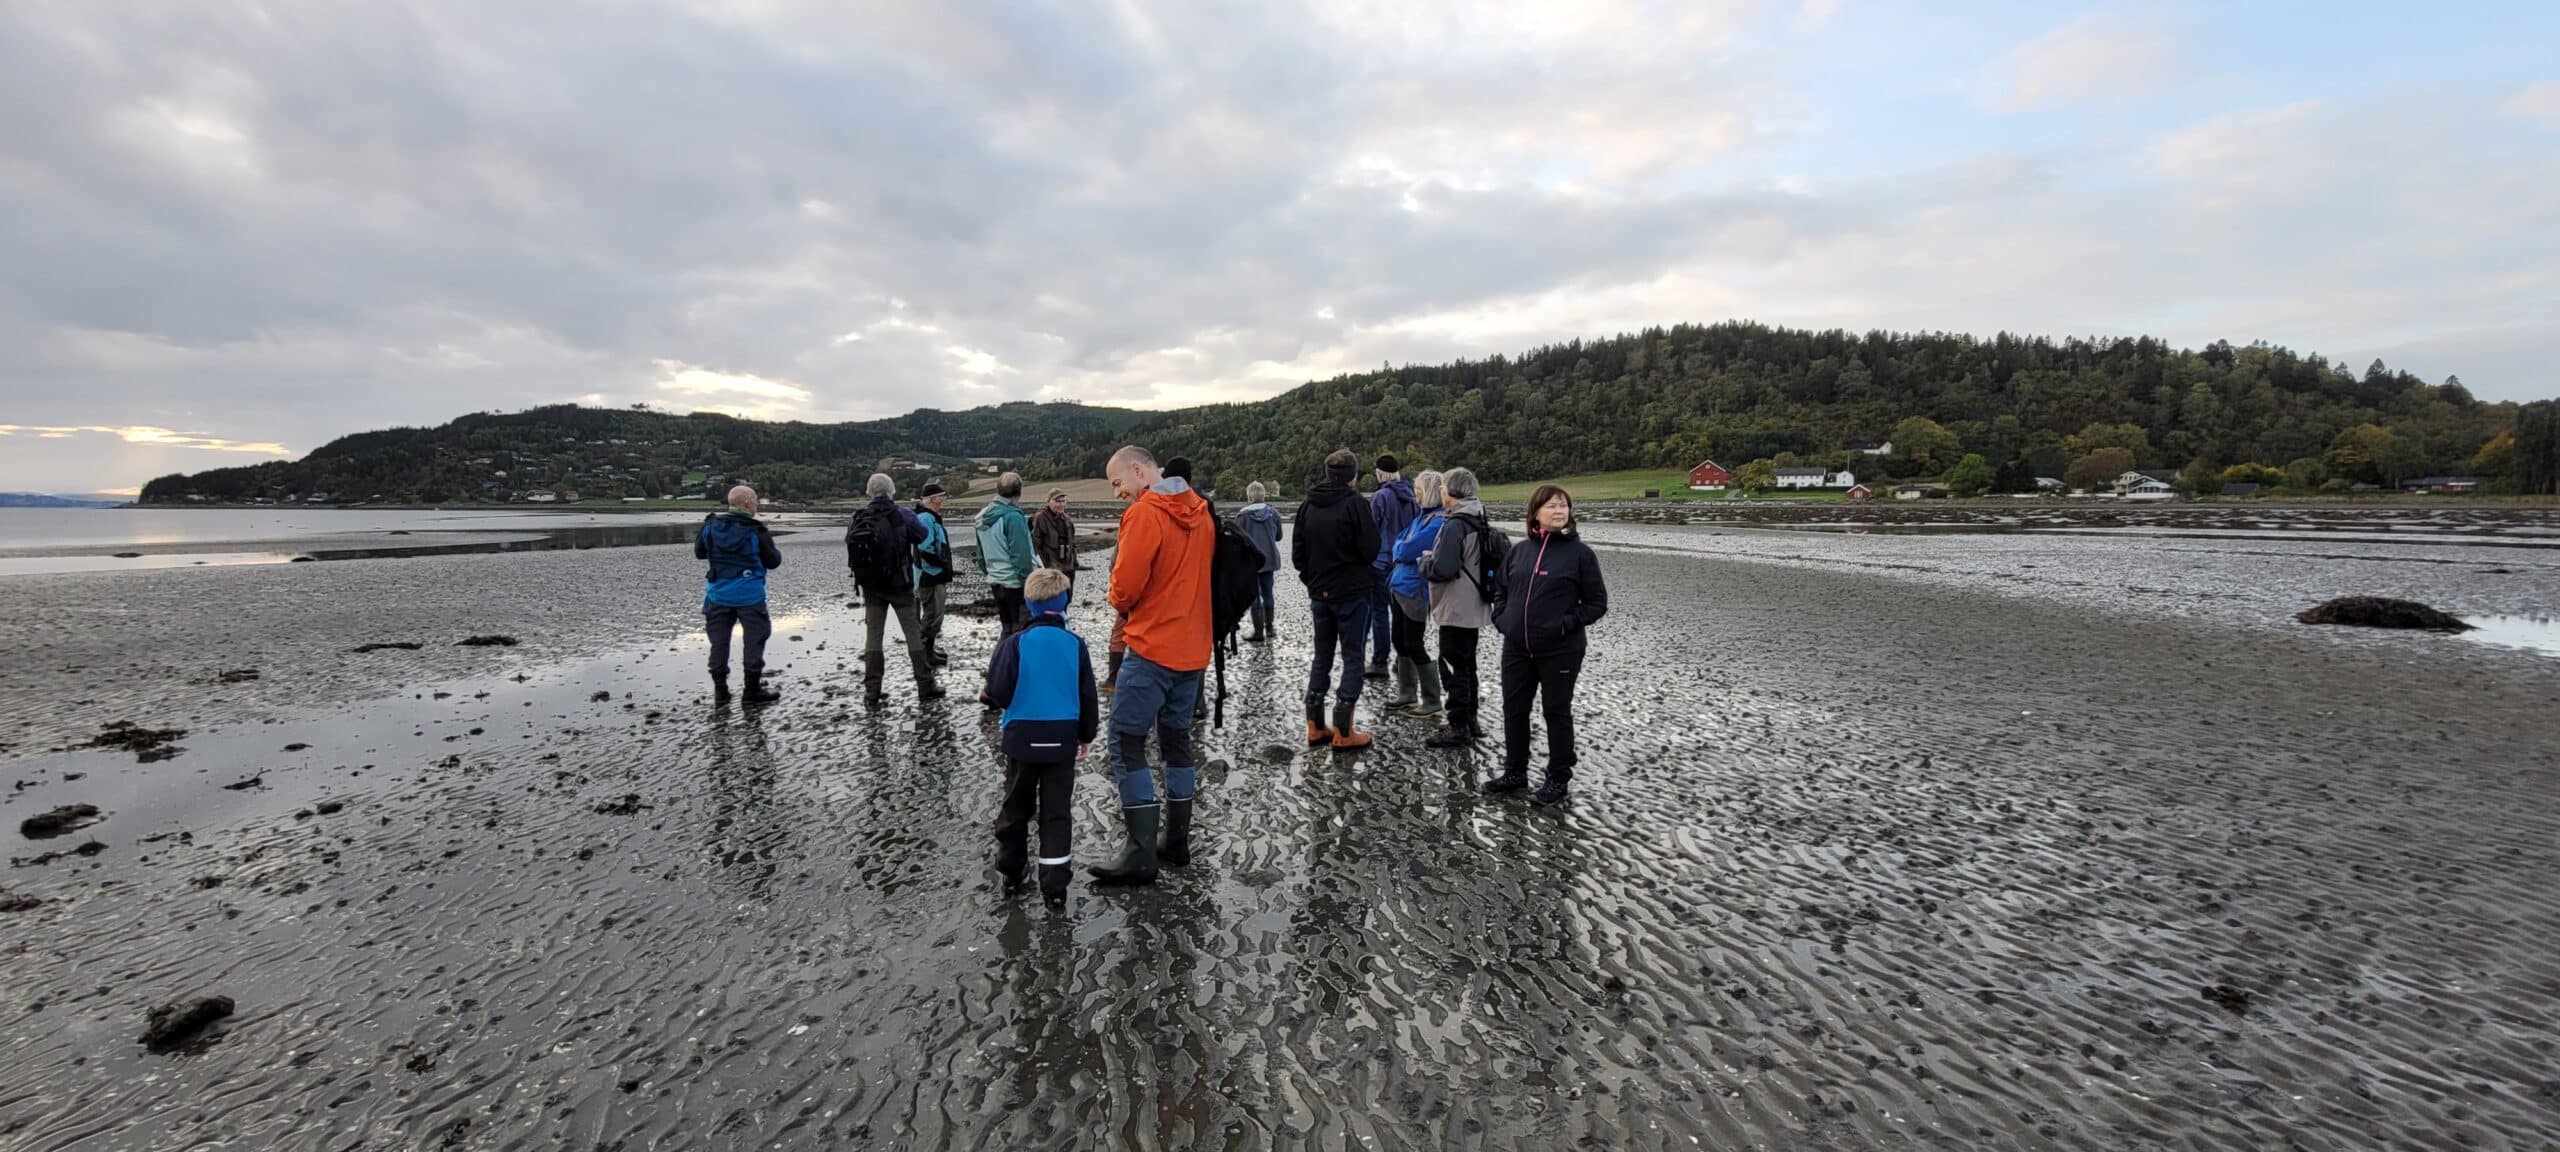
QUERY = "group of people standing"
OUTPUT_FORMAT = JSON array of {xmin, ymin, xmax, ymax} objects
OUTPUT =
[
  {"xmin": 692, "ymin": 444, "xmax": 1608, "ymax": 906},
  {"xmin": 1287, "ymin": 451, "xmax": 1608, "ymax": 805}
]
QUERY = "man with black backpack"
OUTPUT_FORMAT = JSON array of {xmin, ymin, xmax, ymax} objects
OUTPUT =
[
  {"xmin": 848, "ymin": 473, "xmax": 945, "ymax": 706},
  {"xmin": 1422, "ymin": 466, "xmax": 1504, "ymax": 747}
]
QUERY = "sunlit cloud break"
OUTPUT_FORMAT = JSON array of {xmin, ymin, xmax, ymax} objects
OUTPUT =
[{"xmin": 0, "ymin": 424, "xmax": 292, "ymax": 455}]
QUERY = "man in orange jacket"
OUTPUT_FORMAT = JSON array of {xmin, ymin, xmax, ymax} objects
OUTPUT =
[{"xmin": 1087, "ymin": 444, "xmax": 1215, "ymax": 886}]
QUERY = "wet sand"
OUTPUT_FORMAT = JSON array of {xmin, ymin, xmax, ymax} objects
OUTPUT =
[{"xmin": 3, "ymin": 531, "xmax": 2557, "ymax": 1149}]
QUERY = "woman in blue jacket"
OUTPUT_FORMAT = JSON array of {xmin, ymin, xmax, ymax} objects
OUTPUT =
[
  {"xmin": 1386, "ymin": 469, "xmax": 1448, "ymax": 718},
  {"xmin": 1486, "ymin": 484, "xmax": 1607, "ymax": 805}
]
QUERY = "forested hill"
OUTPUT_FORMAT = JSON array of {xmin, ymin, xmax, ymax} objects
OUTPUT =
[
  {"xmin": 143, "ymin": 322, "xmax": 2557, "ymax": 505},
  {"xmin": 1033, "ymin": 322, "xmax": 2551, "ymax": 497},
  {"xmin": 139, "ymin": 402, "xmax": 1148, "ymax": 504}
]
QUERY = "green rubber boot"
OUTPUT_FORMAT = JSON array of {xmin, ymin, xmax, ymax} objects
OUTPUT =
[{"xmin": 1087, "ymin": 804, "xmax": 1160, "ymax": 886}]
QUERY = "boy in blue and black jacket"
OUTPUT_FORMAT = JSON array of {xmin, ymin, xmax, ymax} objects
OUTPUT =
[{"xmin": 981, "ymin": 568, "xmax": 1100, "ymax": 907}]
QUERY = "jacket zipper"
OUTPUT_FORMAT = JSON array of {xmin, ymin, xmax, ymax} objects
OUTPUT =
[{"xmin": 1523, "ymin": 533, "xmax": 1551, "ymax": 655}]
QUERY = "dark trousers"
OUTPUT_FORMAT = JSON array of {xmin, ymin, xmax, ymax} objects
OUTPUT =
[
  {"xmin": 1305, "ymin": 595, "xmax": 1372, "ymax": 712},
  {"xmin": 1438, "ymin": 625, "xmax": 1480, "ymax": 728},
  {"xmin": 1391, "ymin": 607, "xmax": 1429, "ymax": 668},
  {"xmin": 995, "ymin": 756, "xmax": 1074, "ymax": 870},
  {"xmin": 704, "ymin": 602, "xmax": 772, "ymax": 677},
  {"xmin": 993, "ymin": 584, "xmax": 1027, "ymax": 636},
  {"xmin": 1367, "ymin": 581, "xmax": 1393, "ymax": 666},
  {"xmin": 1254, "ymin": 570, "xmax": 1276, "ymax": 615},
  {"xmin": 1499, "ymin": 642, "xmax": 1584, "ymax": 781}
]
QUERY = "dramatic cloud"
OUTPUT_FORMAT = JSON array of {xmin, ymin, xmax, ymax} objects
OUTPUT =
[{"xmin": 0, "ymin": 0, "xmax": 2551, "ymax": 489}]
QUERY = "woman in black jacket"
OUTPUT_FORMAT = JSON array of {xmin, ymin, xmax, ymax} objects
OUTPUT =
[{"xmin": 1486, "ymin": 484, "xmax": 1608, "ymax": 805}]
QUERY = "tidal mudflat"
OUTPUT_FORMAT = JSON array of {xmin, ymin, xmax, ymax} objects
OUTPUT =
[{"xmin": 2, "ymin": 525, "xmax": 2556, "ymax": 1149}]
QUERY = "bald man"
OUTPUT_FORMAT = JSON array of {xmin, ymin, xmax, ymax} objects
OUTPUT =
[
  {"xmin": 1088, "ymin": 445, "xmax": 1216, "ymax": 885},
  {"xmin": 696, "ymin": 484, "xmax": 784, "ymax": 705}
]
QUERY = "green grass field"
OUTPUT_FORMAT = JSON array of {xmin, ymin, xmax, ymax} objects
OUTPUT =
[{"xmin": 1475, "ymin": 469, "xmax": 1851, "ymax": 503}]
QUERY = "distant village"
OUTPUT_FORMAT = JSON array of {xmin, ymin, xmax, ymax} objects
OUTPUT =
[{"xmin": 1681, "ymin": 440, "xmax": 2485, "ymax": 503}]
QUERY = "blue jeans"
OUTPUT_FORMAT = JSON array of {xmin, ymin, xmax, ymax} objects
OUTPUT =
[
  {"xmin": 1106, "ymin": 651, "xmax": 1199, "ymax": 807},
  {"xmin": 1305, "ymin": 595, "xmax": 1372, "ymax": 713},
  {"xmin": 1367, "ymin": 579, "xmax": 1394, "ymax": 666},
  {"xmin": 1254, "ymin": 570, "xmax": 1276, "ymax": 615}
]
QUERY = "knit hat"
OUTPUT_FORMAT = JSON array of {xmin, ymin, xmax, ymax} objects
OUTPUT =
[
  {"xmin": 1164, "ymin": 457, "xmax": 1194, "ymax": 481},
  {"xmin": 918, "ymin": 481, "xmax": 945, "ymax": 498},
  {"xmin": 1326, "ymin": 456, "xmax": 1357, "ymax": 485},
  {"xmin": 1375, "ymin": 453, "xmax": 1401, "ymax": 474}
]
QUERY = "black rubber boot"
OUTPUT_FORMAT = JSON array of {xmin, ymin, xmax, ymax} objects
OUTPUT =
[
  {"xmin": 1087, "ymin": 804, "xmax": 1160, "ymax": 886},
  {"xmin": 1159, "ymin": 796, "xmax": 1193, "ymax": 867},
  {"xmin": 994, "ymin": 829, "xmax": 1028, "ymax": 893},
  {"xmin": 1038, "ymin": 863, "xmax": 1070, "ymax": 908},
  {"xmin": 1481, "ymin": 768, "xmax": 1528, "ymax": 795},
  {"xmin": 740, "ymin": 671, "xmax": 779, "ymax": 705},
  {"xmin": 711, "ymin": 673, "xmax": 731, "ymax": 704},
  {"xmin": 1246, "ymin": 605, "xmax": 1268, "ymax": 643},
  {"xmin": 862, "ymin": 653, "xmax": 885, "ymax": 706}
]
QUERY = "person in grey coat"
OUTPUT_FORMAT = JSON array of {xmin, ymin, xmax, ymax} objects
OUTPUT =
[
  {"xmin": 1422, "ymin": 467, "xmax": 1500, "ymax": 747},
  {"xmin": 1230, "ymin": 481, "xmax": 1284, "ymax": 643}
]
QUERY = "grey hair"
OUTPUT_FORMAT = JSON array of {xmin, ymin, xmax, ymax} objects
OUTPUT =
[
  {"xmin": 1412, "ymin": 469, "xmax": 1445, "ymax": 508},
  {"xmin": 1246, "ymin": 481, "xmax": 1267, "ymax": 502},
  {"xmin": 1444, "ymin": 467, "xmax": 1479, "ymax": 499},
  {"xmin": 996, "ymin": 471, "xmax": 1023, "ymax": 498},
  {"xmin": 865, "ymin": 473, "xmax": 895, "ymax": 499}
]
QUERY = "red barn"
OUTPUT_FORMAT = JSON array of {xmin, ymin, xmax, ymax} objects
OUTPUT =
[
  {"xmin": 1687, "ymin": 460, "xmax": 1732, "ymax": 490},
  {"xmin": 1845, "ymin": 483, "xmax": 1875, "ymax": 501}
]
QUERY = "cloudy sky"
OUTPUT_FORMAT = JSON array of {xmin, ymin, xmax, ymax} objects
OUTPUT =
[{"xmin": 2, "ymin": 1, "xmax": 2554, "ymax": 492}]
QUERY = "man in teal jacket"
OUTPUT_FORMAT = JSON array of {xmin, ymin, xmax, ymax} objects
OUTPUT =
[{"xmin": 974, "ymin": 471, "xmax": 1039, "ymax": 636}]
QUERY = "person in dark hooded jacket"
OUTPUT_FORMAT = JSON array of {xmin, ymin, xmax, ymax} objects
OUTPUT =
[
  {"xmin": 1486, "ymin": 484, "xmax": 1608, "ymax": 806},
  {"xmin": 697, "ymin": 484, "xmax": 784, "ymax": 705},
  {"xmin": 1292, "ymin": 449, "xmax": 1382, "ymax": 748},
  {"xmin": 1365, "ymin": 454, "xmax": 1416, "ymax": 679}
]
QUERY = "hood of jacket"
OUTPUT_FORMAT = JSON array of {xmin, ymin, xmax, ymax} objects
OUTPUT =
[
  {"xmin": 1447, "ymin": 497, "xmax": 1484, "ymax": 519},
  {"xmin": 974, "ymin": 496, "xmax": 1024, "ymax": 530},
  {"xmin": 1305, "ymin": 478, "xmax": 1356, "ymax": 508},
  {"xmin": 1377, "ymin": 478, "xmax": 1414, "ymax": 504},
  {"xmin": 1134, "ymin": 482, "xmax": 1210, "ymax": 529}
]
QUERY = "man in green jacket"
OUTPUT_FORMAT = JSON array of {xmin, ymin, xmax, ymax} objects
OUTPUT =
[{"xmin": 974, "ymin": 472, "xmax": 1039, "ymax": 637}]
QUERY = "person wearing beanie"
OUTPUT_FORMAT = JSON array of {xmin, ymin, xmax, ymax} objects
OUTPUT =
[
  {"xmin": 1365, "ymin": 452, "xmax": 1416, "ymax": 682},
  {"xmin": 981, "ymin": 567, "xmax": 1098, "ymax": 908},
  {"xmin": 1291, "ymin": 448, "xmax": 1382, "ymax": 748},
  {"xmin": 912, "ymin": 481, "xmax": 955, "ymax": 668},
  {"xmin": 973, "ymin": 472, "xmax": 1039, "ymax": 638}
]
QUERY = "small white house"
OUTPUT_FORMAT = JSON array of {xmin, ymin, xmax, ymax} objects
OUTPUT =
[
  {"xmin": 1849, "ymin": 441, "xmax": 1893, "ymax": 457},
  {"xmin": 1775, "ymin": 468, "xmax": 1858, "ymax": 490}
]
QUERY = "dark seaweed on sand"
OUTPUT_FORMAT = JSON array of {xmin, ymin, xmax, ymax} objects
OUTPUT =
[
  {"xmin": 2295, "ymin": 597, "xmax": 2472, "ymax": 632},
  {"xmin": 141, "ymin": 996, "xmax": 235, "ymax": 1053}
]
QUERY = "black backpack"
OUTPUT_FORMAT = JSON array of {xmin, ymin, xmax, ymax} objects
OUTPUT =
[
  {"xmin": 1453, "ymin": 513, "xmax": 1511, "ymax": 603},
  {"xmin": 1207, "ymin": 518, "xmax": 1266, "ymax": 728},
  {"xmin": 844, "ymin": 506, "xmax": 903, "ymax": 591}
]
